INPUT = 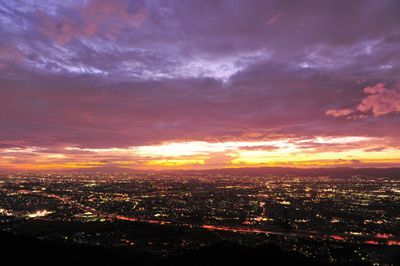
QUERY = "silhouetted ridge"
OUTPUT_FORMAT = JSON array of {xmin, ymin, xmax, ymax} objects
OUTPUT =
[{"xmin": 0, "ymin": 231, "xmax": 339, "ymax": 266}]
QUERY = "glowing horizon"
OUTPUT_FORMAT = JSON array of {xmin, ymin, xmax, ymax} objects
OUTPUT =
[{"xmin": 1, "ymin": 136, "xmax": 400, "ymax": 171}]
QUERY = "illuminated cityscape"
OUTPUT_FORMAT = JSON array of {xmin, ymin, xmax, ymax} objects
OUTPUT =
[{"xmin": 1, "ymin": 171, "xmax": 399, "ymax": 264}]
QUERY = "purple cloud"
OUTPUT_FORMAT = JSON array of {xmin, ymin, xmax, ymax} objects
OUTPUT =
[{"xmin": 36, "ymin": 0, "xmax": 147, "ymax": 45}]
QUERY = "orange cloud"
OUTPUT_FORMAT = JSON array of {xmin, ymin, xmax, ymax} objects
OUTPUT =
[
  {"xmin": 326, "ymin": 83, "xmax": 400, "ymax": 118},
  {"xmin": 325, "ymin": 108, "xmax": 354, "ymax": 117},
  {"xmin": 357, "ymin": 83, "xmax": 400, "ymax": 116}
]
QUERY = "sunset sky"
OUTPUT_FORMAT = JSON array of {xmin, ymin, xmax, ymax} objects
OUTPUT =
[{"xmin": 1, "ymin": 0, "xmax": 400, "ymax": 171}]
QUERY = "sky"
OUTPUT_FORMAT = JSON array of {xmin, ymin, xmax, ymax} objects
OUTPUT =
[{"xmin": 1, "ymin": 0, "xmax": 400, "ymax": 171}]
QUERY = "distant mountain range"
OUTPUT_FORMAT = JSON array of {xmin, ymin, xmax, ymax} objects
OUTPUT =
[
  {"xmin": 3, "ymin": 166, "xmax": 400, "ymax": 177},
  {"xmin": 185, "ymin": 166, "xmax": 400, "ymax": 177}
]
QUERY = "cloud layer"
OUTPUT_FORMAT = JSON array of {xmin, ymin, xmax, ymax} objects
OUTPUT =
[{"xmin": 1, "ymin": 0, "xmax": 400, "ymax": 170}]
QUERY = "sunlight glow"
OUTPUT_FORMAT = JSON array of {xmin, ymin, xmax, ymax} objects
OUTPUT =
[{"xmin": 1, "ymin": 136, "xmax": 399, "ymax": 170}]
